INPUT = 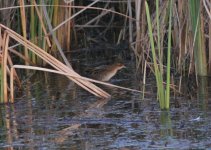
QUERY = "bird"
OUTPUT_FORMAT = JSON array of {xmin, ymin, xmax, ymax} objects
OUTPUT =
[{"xmin": 86, "ymin": 63, "xmax": 126, "ymax": 82}]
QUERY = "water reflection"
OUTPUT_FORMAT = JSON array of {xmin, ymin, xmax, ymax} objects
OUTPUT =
[
  {"xmin": 0, "ymin": 66, "xmax": 211, "ymax": 149},
  {"xmin": 197, "ymin": 76, "xmax": 209, "ymax": 110}
]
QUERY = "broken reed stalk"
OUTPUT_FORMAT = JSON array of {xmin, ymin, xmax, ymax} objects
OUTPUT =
[
  {"xmin": 0, "ymin": 24, "xmax": 110, "ymax": 103},
  {"xmin": 7, "ymin": 55, "xmax": 21, "ymax": 88},
  {"xmin": 19, "ymin": 0, "xmax": 29, "ymax": 65},
  {"xmin": 32, "ymin": 0, "xmax": 52, "ymax": 47},
  {"xmin": 2, "ymin": 33, "xmax": 9, "ymax": 102},
  {"xmin": 10, "ymin": 65, "xmax": 143, "ymax": 102},
  {"xmin": 8, "ymin": 48, "xmax": 34, "ymax": 65}
]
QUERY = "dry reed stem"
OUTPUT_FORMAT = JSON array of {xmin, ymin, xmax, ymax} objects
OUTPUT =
[
  {"xmin": 41, "ymin": 1, "xmax": 72, "ymax": 69},
  {"xmin": 203, "ymin": 0, "xmax": 211, "ymax": 73},
  {"xmin": 57, "ymin": 1, "xmax": 65, "ymax": 48},
  {"xmin": 19, "ymin": 0, "xmax": 29, "ymax": 65},
  {"xmin": 178, "ymin": 1, "xmax": 187, "ymax": 73},
  {"xmin": 0, "ymin": 5, "xmax": 137, "ymax": 23},
  {"xmin": 51, "ymin": 0, "xmax": 101, "ymax": 33},
  {"xmin": 0, "ymin": 52, "xmax": 2, "ymax": 63},
  {"xmin": 2, "ymin": 33, "xmax": 9, "ymax": 102},
  {"xmin": 143, "ymin": 61, "xmax": 147, "ymax": 85},
  {"xmin": 209, "ymin": 1, "xmax": 211, "ymax": 73},
  {"xmin": 77, "ymin": 8, "xmax": 111, "ymax": 31},
  {"xmin": 32, "ymin": 0, "xmax": 52, "ymax": 47},
  {"xmin": 179, "ymin": 76, "xmax": 182, "ymax": 93},
  {"xmin": 188, "ymin": 19, "xmax": 196, "ymax": 76},
  {"xmin": 135, "ymin": 0, "xmax": 141, "ymax": 55},
  {"xmin": 95, "ymin": 1, "xmax": 110, "ymax": 25},
  {"xmin": 8, "ymin": 48, "xmax": 34, "ymax": 65},
  {"xmin": 10, "ymin": 65, "xmax": 143, "ymax": 102},
  {"xmin": 0, "ymin": 27, "xmax": 2, "ymax": 48},
  {"xmin": 7, "ymin": 54, "xmax": 21, "ymax": 88},
  {"xmin": 14, "ymin": 34, "xmax": 109, "ymax": 98},
  {"xmin": 128, "ymin": 0, "xmax": 133, "ymax": 44},
  {"xmin": 63, "ymin": 1, "xmax": 71, "ymax": 49},
  {"xmin": 10, "ymin": 67, "xmax": 14, "ymax": 102},
  {"xmin": 0, "ymin": 24, "xmax": 111, "ymax": 100},
  {"xmin": 66, "ymin": 2, "xmax": 72, "ymax": 51}
]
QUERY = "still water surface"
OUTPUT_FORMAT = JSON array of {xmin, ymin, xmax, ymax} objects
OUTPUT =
[{"xmin": 0, "ymin": 63, "xmax": 211, "ymax": 149}]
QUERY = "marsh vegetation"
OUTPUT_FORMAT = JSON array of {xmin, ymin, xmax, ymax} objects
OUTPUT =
[{"xmin": 0, "ymin": 0, "xmax": 211, "ymax": 149}]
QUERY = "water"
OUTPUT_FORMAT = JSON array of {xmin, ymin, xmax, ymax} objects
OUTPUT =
[{"xmin": 0, "ymin": 62, "xmax": 211, "ymax": 149}]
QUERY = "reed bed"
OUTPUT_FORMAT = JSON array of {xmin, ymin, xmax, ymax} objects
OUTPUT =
[
  {"xmin": 1, "ymin": 23, "xmax": 141, "ymax": 103},
  {"xmin": 0, "ymin": 24, "xmax": 111, "ymax": 102}
]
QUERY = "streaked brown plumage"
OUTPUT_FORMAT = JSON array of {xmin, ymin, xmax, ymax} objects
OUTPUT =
[{"xmin": 88, "ymin": 63, "xmax": 126, "ymax": 81}]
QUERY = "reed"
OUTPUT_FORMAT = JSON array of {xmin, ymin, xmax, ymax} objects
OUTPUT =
[
  {"xmin": 0, "ymin": 65, "xmax": 3, "ymax": 103},
  {"xmin": 0, "ymin": 22, "xmax": 143, "ymax": 103},
  {"xmin": 203, "ymin": 0, "xmax": 211, "ymax": 74},
  {"xmin": 0, "ymin": 24, "xmax": 111, "ymax": 103},
  {"xmin": 1, "ymin": 1, "xmax": 211, "ymax": 106},
  {"xmin": 30, "ymin": 0, "xmax": 36, "ymax": 63},
  {"xmin": 18, "ymin": 1, "xmax": 71, "ymax": 65},
  {"xmin": 19, "ymin": 0, "xmax": 29, "ymax": 65},
  {"xmin": 160, "ymin": 111, "xmax": 173, "ymax": 136},
  {"xmin": 189, "ymin": 0, "xmax": 207, "ymax": 76},
  {"xmin": 145, "ymin": 0, "xmax": 172, "ymax": 110},
  {"xmin": 0, "ymin": 30, "xmax": 2, "ymax": 102},
  {"xmin": 165, "ymin": 0, "xmax": 173, "ymax": 109}
]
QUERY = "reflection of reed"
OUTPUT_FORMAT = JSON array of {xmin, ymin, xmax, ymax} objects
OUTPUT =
[
  {"xmin": 45, "ymin": 73, "xmax": 78, "ymax": 100},
  {"xmin": 25, "ymin": 81, "xmax": 35, "ymax": 150},
  {"xmin": 10, "ymin": 105, "xmax": 18, "ymax": 142},
  {"xmin": 5, "ymin": 106, "xmax": 13, "ymax": 149},
  {"xmin": 55, "ymin": 98, "xmax": 110, "ymax": 143},
  {"xmin": 160, "ymin": 111, "xmax": 173, "ymax": 137},
  {"xmin": 3, "ymin": 105, "xmax": 19, "ymax": 149}
]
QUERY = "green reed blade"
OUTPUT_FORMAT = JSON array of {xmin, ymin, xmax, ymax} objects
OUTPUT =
[
  {"xmin": 189, "ymin": 0, "xmax": 207, "ymax": 76},
  {"xmin": 145, "ymin": 1, "xmax": 165, "ymax": 109},
  {"xmin": 165, "ymin": 0, "xmax": 173, "ymax": 109}
]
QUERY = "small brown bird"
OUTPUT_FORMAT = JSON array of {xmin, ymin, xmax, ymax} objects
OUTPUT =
[{"xmin": 88, "ymin": 63, "xmax": 126, "ymax": 82}]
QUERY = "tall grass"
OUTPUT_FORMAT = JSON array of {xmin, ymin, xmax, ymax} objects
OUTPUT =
[{"xmin": 145, "ymin": 0, "xmax": 173, "ymax": 110}]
